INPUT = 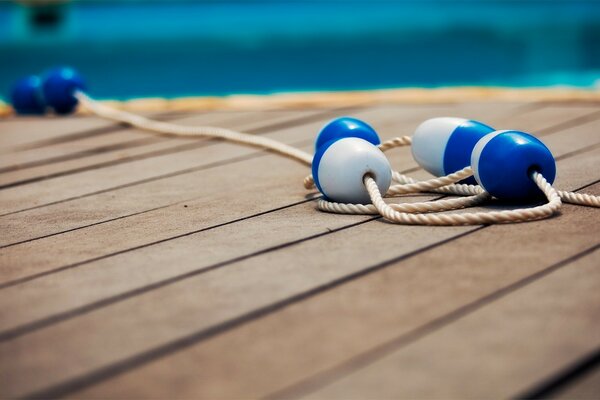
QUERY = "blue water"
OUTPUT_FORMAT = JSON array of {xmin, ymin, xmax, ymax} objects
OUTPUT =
[{"xmin": 1, "ymin": 0, "xmax": 600, "ymax": 100}]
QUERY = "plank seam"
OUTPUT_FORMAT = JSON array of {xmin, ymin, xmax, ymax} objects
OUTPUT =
[
  {"xmin": 0, "ymin": 144, "xmax": 316, "ymax": 246},
  {"xmin": 0, "ymin": 106, "xmax": 351, "ymax": 213},
  {"xmin": 265, "ymin": 243, "xmax": 600, "ymax": 400},
  {"xmin": 535, "ymin": 110, "xmax": 600, "ymax": 136},
  {"xmin": 1, "ymin": 125, "xmax": 126, "ymax": 154},
  {"xmin": 554, "ymin": 141, "xmax": 600, "ymax": 162},
  {"xmin": 0, "ymin": 200, "xmax": 190, "ymax": 250},
  {"xmin": 3, "ymin": 111, "xmax": 178, "ymax": 153},
  {"xmin": 0, "ymin": 136, "xmax": 160, "ymax": 174},
  {"xmin": 516, "ymin": 346, "xmax": 600, "ymax": 399},
  {"xmin": 22, "ymin": 225, "xmax": 482, "ymax": 400},
  {"xmin": 15, "ymin": 182, "xmax": 600, "ymax": 398},
  {"xmin": 0, "ymin": 139, "xmax": 218, "ymax": 191},
  {"xmin": 0, "ymin": 196, "xmax": 315, "ymax": 290},
  {"xmin": 0, "ymin": 108, "xmax": 328, "ymax": 174},
  {"xmin": 0, "ymin": 210, "xmax": 376, "ymax": 342},
  {"xmin": 3, "ymin": 103, "xmax": 598, "ymax": 212}
]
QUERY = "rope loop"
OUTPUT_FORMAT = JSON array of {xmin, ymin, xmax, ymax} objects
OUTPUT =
[
  {"xmin": 359, "ymin": 171, "xmax": 562, "ymax": 226},
  {"xmin": 76, "ymin": 92, "xmax": 600, "ymax": 226}
]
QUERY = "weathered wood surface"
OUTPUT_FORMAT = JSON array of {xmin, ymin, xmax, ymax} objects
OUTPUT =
[{"xmin": 0, "ymin": 101, "xmax": 599, "ymax": 399}]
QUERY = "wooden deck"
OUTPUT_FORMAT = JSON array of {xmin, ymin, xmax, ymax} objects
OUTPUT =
[{"xmin": 0, "ymin": 100, "xmax": 599, "ymax": 399}]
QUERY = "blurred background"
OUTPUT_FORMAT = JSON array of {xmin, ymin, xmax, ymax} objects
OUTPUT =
[{"xmin": 1, "ymin": 0, "xmax": 600, "ymax": 100}]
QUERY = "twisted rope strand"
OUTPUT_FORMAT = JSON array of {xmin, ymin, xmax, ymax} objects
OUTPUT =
[
  {"xmin": 387, "ymin": 167, "xmax": 474, "ymax": 195},
  {"xmin": 557, "ymin": 190, "xmax": 600, "ymax": 207},
  {"xmin": 392, "ymin": 170, "xmax": 600, "ymax": 206},
  {"xmin": 378, "ymin": 136, "xmax": 413, "ymax": 151},
  {"xmin": 364, "ymin": 171, "xmax": 562, "ymax": 225},
  {"xmin": 77, "ymin": 92, "xmax": 600, "ymax": 217},
  {"xmin": 75, "ymin": 91, "xmax": 313, "ymax": 166},
  {"xmin": 303, "ymin": 175, "xmax": 316, "ymax": 190},
  {"xmin": 318, "ymin": 191, "xmax": 490, "ymax": 215},
  {"xmin": 391, "ymin": 171, "xmax": 485, "ymax": 196}
]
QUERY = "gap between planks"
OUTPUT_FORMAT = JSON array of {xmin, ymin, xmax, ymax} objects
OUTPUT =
[
  {"xmin": 0, "ymin": 104, "xmax": 598, "ymax": 287},
  {"xmin": 0, "ymin": 102, "xmax": 596, "ymax": 396},
  {"xmin": 22, "ymin": 182, "xmax": 600, "ymax": 399},
  {"xmin": 0, "ymin": 109, "xmax": 342, "ymax": 189},
  {"xmin": 0, "ymin": 107, "xmax": 349, "ymax": 213},
  {"xmin": 0, "ymin": 103, "xmax": 592, "ymax": 247},
  {"xmin": 0, "ymin": 104, "xmax": 576, "ymax": 290}
]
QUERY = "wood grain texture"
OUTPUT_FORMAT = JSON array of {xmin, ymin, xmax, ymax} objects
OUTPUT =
[
  {"xmin": 0, "ymin": 104, "xmax": 516, "ymax": 248},
  {"xmin": 0, "ymin": 104, "xmax": 529, "ymax": 327},
  {"xmin": 0, "ymin": 110, "xmax": 323, "ymax": 188},
  {"xmin": 0, "ymin": 101, "xmax": 540, "ymax": 245},
  {"xmin": 550, "ymin": 364, "xmax": 600, "ymax": 399},
  {"xmin": 0, "ymin": 102, "xmax": 598, "ymax": 399},
  {"xmin": 302, "ymin": 241, "xmax": 600, "ymax": 400},
  {"xmin": 57, "ymin": 156, "xmax": 600, "ymax": 400},
  {"xmin": 0, "ymin": 106, "xmax": 460, "ymax": 328},
  {"xmin": 0, "ymin": 115, "xmax": 116, "ymax": 152},
  {"xmin": 0, "ymin": 104, "xmax": 594, "ymax": 285},
  {"xmin": 0, "ymin": 110, "xmax": 328, "ymax": 216}
]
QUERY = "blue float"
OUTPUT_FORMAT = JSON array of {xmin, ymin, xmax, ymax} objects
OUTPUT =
[
  {"xmin": 315, "ymin": 117, "xmax": 380, "ymax": 151},
  {"xmin": 312, "ymin": 137, "xmax": 391, "ymax": 204},
  {"xmin": 471, "ymin": 130, "xmax": 556, "ymax": 200},
  {"xmin": 10, "ymin": 75, "xmax": 46, "ymax": 115},
  {"xmin": 42, "ymin": 67, "xmax": 87, "ymax": 114},
  {"xmin": 411, "ymin": 117, "xmax": 495, "ymax": 184}
]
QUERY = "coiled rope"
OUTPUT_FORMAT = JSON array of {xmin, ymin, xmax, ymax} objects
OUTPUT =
[{"xmin": 76, "ymin": 91, "xmax": 599, "ymax": 225}]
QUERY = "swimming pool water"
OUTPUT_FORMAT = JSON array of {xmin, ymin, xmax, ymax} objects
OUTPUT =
[{"xmin": 1, "ymin": 1, "xmax": 600, "ymax": 100}]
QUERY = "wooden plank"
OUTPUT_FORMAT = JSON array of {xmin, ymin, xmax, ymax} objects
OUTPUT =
[
  {"xmin": 0, "ymin": 103, "xmax": 512, "ymax": 247},
  {"xmin": 4, "ymin": 101, "xmax": 560, "ymax": 228},
  {"xmin": 0, "ymin": 120, "xmax": 598, "ymax": 398},
  {"xmin": 0, "ymin": 115, "xmax": 118, "ymax": 152},
  {"xmin": 300, "ymin": 246, "xmax": 600, "ymax": 400},
  {"xmin": 518, "ymin": 347, "xmax": 600, "ymax": 399},
  {"xmin": 0, "ymin": 110, "xmax": 321, "ymax": 189},
  {"xmin": 0, "ymin": 110, "xmax": 315, "ymax": 171},
  {"xmin": 0, "ymin": 104, "xmax": 592, "ymax": 394},
  {"xmin": 0, "ymin": 102, "xmax": 524, "ymax": 390},
  {"xmin": 0, "ymin": 106, "xmax": 447, "ymax": 288},
  {"xmin": 0, "ymin": 110, "xmax": 285, "ymax": 153},
  {"xmin": 62, "ymin": 181, "xmax": 600, "ymax": 400},
  {"xmin": 0, "ymin": 204, "xmax": 478, "ymax": 397},
  {"xmin": 0, "ymin": 111, "xmax": 239, "ymax": 170},
  {"xmin": 548, "ymin": 364, "xmax": 600, "ymax": 399},
  {"xmin": 0, "ymin": 108, "xmax": 359, "ymax": 216},
  {"xmin": 491, "ymin": 105, "xmax": 600, "ymax": 134},
  {"xmin": 0, "ymin": 106, "xmax": 595, "ymax": 283},
  {"xmin": 0, "ymin": 101, "xmax": 524, "ymax": 188},
  {"xmin": 3, "ymin": 103, "xmax": 587, "ymax": 194},
  {"xmin": 0, "ymin": 101, "xmax": 547, "ymax": 193},
  {"xmin": 0, "ymin": 102, "xmax": 583, "ymax": 153},
  {"xmin": 0, "ymin": 103, "xmax": 534, "ymax": 287}
]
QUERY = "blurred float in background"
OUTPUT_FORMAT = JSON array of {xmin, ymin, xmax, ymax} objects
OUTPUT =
[{"xmin": 1, "ymin": 0, "xmax": 600, "ymax": 100}]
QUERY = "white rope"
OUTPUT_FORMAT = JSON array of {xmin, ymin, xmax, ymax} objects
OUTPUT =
[
  {"xmin": 378, "ymin": 136, "xmax": 413, "ymax": 151},
  {"xmin": 76, "ymin": 92, "xmax": 600, "ymax": 225},
  {"xmin": 557, "ymin": 190, "xmax": 600, "ymax": 207},
  {"xmin": 387, "ymin": 167, "xmax": 474, "ymax": 195},
  {"xmin": 75, "ymin": 91, "xmax": 313, "ymax": 166},
  {"xmin": 317, "ymin": 165, "xmax": 489, "ymax": 220},
  {"xmin": 391, "ymin": 169, "xmax": 600, "ymax": 206},
  {"xmin": 362, "ymin": 171, "xmax": 562, "ymax": 225},
  {"xmin": 318, "ymin": 191, "xmax": 490, "ymax": 215},
  {"xmin": 391, "ymin": 171, "xmax": 484, "ymax": 196}
]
